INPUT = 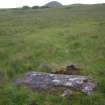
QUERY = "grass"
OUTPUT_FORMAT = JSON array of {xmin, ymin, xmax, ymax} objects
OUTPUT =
[{"xmin": 0, "ymin": 4, "xmax": 105, "ymax": 105}]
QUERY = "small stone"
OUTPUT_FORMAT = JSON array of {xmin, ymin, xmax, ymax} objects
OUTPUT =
[{"xmin": 62, "ymin": 89, "xmax": 73, "ymax": 97}]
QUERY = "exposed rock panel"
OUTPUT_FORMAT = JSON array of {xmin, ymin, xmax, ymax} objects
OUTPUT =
[{"xmin": 15, "ymin": 72, "xmax": 96, "ymax": 95}]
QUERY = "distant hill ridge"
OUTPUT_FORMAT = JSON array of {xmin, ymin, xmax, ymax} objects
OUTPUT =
[{"xmin": 45, "ymin": 1, "xmax": 63, "ymax": 7}]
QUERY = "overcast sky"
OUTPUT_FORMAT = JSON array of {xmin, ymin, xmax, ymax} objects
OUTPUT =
[{"xmin": 0, "ymin": 0, "xmax": 105, "ymax": 8}]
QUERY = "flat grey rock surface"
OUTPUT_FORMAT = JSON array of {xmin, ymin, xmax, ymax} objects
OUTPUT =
[{"xmin": 15, "ymin": 72, "xmax": 96, "ymax": 95}]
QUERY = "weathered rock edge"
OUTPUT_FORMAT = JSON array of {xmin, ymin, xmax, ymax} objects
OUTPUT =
[{"xmin": 15, "ymin": 72, "xmax": 96, "ymax": 95}]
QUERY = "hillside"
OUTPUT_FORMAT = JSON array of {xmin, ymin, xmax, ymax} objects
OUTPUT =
[
  {"xmin": 45, "ymin": 1, "xmax": 63, "ymax": 7},
  {"xmin": 0, "ymin": 4, "xmax": 105, "ymax": 105}
]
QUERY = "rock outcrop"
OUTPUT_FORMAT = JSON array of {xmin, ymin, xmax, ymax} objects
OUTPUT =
[{"xmin": 15, "ymin": 72, "xmax": 96, "ymax": 95}]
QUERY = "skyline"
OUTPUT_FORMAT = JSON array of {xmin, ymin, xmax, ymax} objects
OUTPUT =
[{"xmin": 0, "ymin": 0, "xmax": 105, "ymax": 8}]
